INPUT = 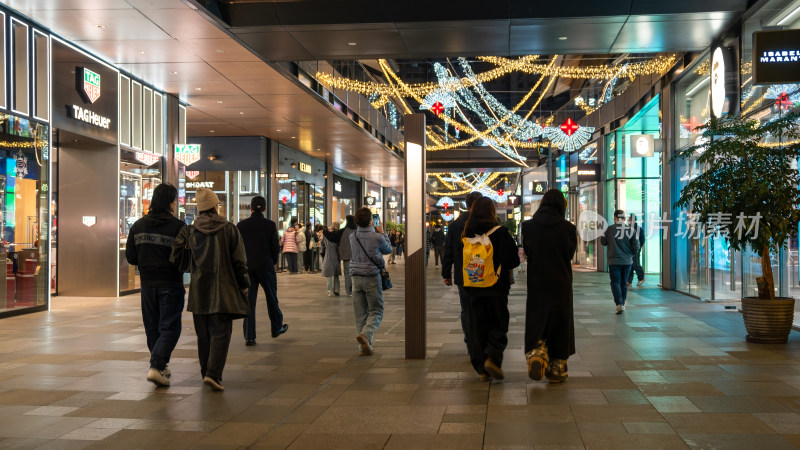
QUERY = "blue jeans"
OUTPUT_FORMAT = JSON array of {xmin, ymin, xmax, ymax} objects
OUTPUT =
[
  {"xmin": 141, "ymin": 286, "xmax": 185, "ymax": 371},
  {"xmin": 327, "ymin": 275, "xmax": 340, "ymax": 294},
  {"xmin": 343, "ymin": 260, "xmax": 352, "ymax": 295},
  {"xmin": 627, "ymin": 252, "xmax": 645, "ymax": 283},
  {"xmin": 609, "ymin": 264, "xmax": 631, "ymax": 305},
  {"xmin": 352, "ymin": 274, "xmax": 384, "ymax": 344},
  {"xmin": 243, "ymin": 269, "xmax": 283, "ymax": 341}
]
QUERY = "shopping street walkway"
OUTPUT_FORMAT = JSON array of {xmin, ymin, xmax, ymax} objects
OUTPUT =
[{"xmin": 1, "ymin": 260, "xmax": 800, "ymax": 449}]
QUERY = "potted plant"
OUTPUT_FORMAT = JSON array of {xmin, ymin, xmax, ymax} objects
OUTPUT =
[{"xmin": 674, "ymin": 111, "xmax": 800, "ymax": 343}]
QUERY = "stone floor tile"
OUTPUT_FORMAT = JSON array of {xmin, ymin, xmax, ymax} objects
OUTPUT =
[
  {"xmin": 680, "ymin": 433, "xmax": 797, "ymax": 449},
  {"xmin": 753, "ymin": 412, "xmax": 800, "ymax": 433},
  {"xmin": 82, "ymin": 429, "xmax": 207, "ymax": 449},
  {"xmin": 305, "ymin": 405, "xmax": 446, "ymax": 434},
  {"xmin": 484, "ymin": 422, "xmax": 584, "ymax": 447},
  {"xmin": 623, "ymin": 421, "xmax": 677, "ymax": 434},
  {"xmin": 648, "ymin": 396, "xmax": 702, "ymax": 413},
  {"xmin": 286, "ymin": 433, "xmax": 390, "ymax": 449},
  {"xmin": 23, "ymin": 406, "xmax": 79, "ymax": 416},
  {"xmin": 580, "ymin": 432, "xmax": 689, "ymax": 449},
  {"xmin": 58, "ymin": 428, "xmax": 120, "ymax": 441},
  {"xmin": 664, "ymin": 412, "xmax": 776, "ymax": 434},
  {"xmin": 384, "ymin": 433, "xmax": 483, "ymax": 450},
  {"xmin": 688, "ymin": 395, "xmax": 791, "ymax": 413}
]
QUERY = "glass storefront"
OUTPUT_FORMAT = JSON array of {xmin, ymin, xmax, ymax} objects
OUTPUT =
[
  {"xmin": 277, "ymin": 145, "xmax": 325, "ymax": 233},
  {"xmin": 384, "ymin": 188, "xmax": 402, "ymax": 227},
  {"xmin": 332, "ymin": 174, "xmax": 358, "ymax": 227},
  {"xmin": 0, "ymin": 116, "xmax": 49, "ymax": 313},
  {"xmin": 605, "ymin": 95, "xmax": 662, "ymax": 275},
  {"xmin": 365, "ymin": 180, "xmax": 383, "ymax": 223},
  {"xmin": 183, "ymin": 170, "xmax": 261, "ymax": 224}
]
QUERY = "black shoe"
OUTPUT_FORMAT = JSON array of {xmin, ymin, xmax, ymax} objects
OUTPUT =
[
  {"xmin": 272, "ymin": 324, "xmax": 289, "ymax": 338},
  {"xmin": 245, "ymin": 340, "xmax": 256, "ymax": 346}
]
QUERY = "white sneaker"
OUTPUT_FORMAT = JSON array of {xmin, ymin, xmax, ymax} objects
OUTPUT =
[
  {"xmin": 147, "ymin": 368, "xmax": 170, "ymax": 387},
  {"xmin": 615, "ymin": 304, "xmax": 623, "ymax": 314},
  {"xmin": 622, "ymin": 304, "xmax": 626, "ymax": 311},
  {"xmin": 637, "ymin": 279, "xmax": 645, "ymax": 286},
  {"xmin": 327, "ymin": 290, "xmax": 333, "ymax": 297}
]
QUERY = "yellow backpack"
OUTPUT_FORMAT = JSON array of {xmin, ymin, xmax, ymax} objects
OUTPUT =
[{"xmin": 462, "ymin": 225, "xmax": 502, "ymax": 287}]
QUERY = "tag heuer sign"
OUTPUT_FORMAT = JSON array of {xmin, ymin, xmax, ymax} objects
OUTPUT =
[{"xmin": 80, "ymin": 67, "xmax": 101, "ymax": 103}]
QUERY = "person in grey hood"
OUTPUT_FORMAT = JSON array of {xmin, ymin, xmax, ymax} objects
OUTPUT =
[
  {"xmin": 600, "ymin": 209, "xmax": 640, "ymax": 314},
  {"xmin": 324, "ymin": 215, "xmax": 357, "ymax": 295},
  {"xmin": 521, "ymin": 189, "xmax": 577, "ymax": 383},
  {"xmin": 171, "ymin": 188, "xmax": 250, "ymax": 391}
]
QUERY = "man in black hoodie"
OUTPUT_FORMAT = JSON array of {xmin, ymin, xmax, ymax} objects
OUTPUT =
[
  {"xmin": 237, "ymin": 196, "xmax": 288, "ymax": 345},
  {"xmin": 442, "ymin": 191, "xmax": 482, "ymax": 361},
  {"xmin": 125, "ymin": 183, "xmax": 186, "ymax": 388}
]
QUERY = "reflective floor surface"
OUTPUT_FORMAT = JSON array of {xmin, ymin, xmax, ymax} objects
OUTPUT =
[{"xmin": 1, "ymin": 258, "xmax": 800, "ymax": 449}]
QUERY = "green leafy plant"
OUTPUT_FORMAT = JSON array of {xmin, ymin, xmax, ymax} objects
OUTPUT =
[
  {"xmin": 673, "ymin": 112, "xmax": 800, "ymax": 299},
  {"xmin": 502, "ymin": 219, "xmax": 517, "ymax": 237},
  {"xmin": 386, "ymin": 221, "xmax": 405, "ymax": 233}
]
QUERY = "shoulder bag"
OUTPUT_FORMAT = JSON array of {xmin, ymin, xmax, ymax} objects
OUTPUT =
[
  {"xmin": 172, "ymin": 225, "xmax": 195, "ymax": 273},
  {"xmin": 354, "ymin": 234, "xmax": 392, "ymax": 290}
]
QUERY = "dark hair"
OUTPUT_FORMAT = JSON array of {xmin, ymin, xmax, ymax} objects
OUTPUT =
[
  {"xmin": 355, "ymin": 207, "xmax": 372, "ymax": 227},
  {"xmin": 629, "ymin": 213, "xmax": 637, "ymax": 222},
  {"xmin": 462, "ymin": 197, "xmax": 499, "ymax": 237},
  {"xmin": 465, "ymin": 191, "xmax": 483, "ymax": 208},
  {"xmin": 345, "ymin": 215, "xmax": 357, "ymax": 229},
  {"xmin": 149, "ymin": 183, "xmax": 178, "ymax": 214},
  {"xmin": 539, "ymin": 189, "xmax": 566, "ymax": 217},
  {"xmin": 614, "ymin": 209, "xmax": 625, "ymax": 220},
  {"xmin": 314, "ymin": 224, "xmax": 324, "ymax": 232},
  {"xmin": 250, "ymin": 196, "xmax": 266, "ymax": 213}
]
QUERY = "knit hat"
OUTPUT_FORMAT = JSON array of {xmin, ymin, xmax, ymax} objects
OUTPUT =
[{"xmin": 195, "ymin": 187, "xmax": 219, "ymax": 212}]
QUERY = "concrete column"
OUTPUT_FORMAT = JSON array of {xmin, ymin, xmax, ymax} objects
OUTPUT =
[
  {"xmin": 163, "ymin": 94, "xmax": 181, "ymax": 187},
  {"xmin": 267, "ymin": 139, "xmax": 280, "ymax": 221},
  {"xmin": 404, "ymin": 113, "xmax": 426, "ymax": 360}
]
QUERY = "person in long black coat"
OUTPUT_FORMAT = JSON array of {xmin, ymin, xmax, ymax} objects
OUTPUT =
[{"xmin": 521, "ymin": 189, "xmax": 577, "ymax": 383}]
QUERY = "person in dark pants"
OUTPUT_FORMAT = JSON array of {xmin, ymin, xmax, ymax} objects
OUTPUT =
[
  {"xmin": 171, "ymin": 188, "xmax": 250, "ymax": 392},
  {"xmin": 626, "ymin": 213, "xmax": 646, "ymax": 287},
  {"xmin": 442, "ymin": 191, "xmax": 483, "ymax": 360},
  {"xmin": 125, "ymin": 183, "xmax": 186, "ymax": 388},
  {"xmin": 431, "ymin": 226, "xmax": 445, "ymax": 268},
  {"xmin": 521, "ymin": 189, "xmax": 577, "ymax": 383},
  {"xmin": 600, "ymin": 209, "xmax": 640, "ymax": 314},
  {"xmin": 461, "ymin": 197, "xmax": 520, "ymax": 382},
  {"xmin": 236, "ymin": 196, "xmax": 288, "ymax": 346}
]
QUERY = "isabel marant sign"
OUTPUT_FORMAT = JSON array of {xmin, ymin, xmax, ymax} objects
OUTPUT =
[{"xmin": 753, "ymin": 29, "xmax": 800, "ymax": 84}]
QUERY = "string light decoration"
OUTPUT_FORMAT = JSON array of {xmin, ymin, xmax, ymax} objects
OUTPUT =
[
  {"xmin": 428, "ymin": 171, "xmax": 516, "ymax": 202},
  {"xmin": 543, "ymin": 118, "xmax": 594, "ymax": 152}
]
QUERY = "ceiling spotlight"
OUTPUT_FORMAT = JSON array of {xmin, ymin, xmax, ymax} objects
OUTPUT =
[
  {"xmin": 239, "ymin": 111, "xmax": 245, "ymax": 115},
  {"xmin": 137, "ymin": 50, "xmax": 145, "ymax": 54},
  {"xmin": 348, "ymin": 42, "xmax": 357, "ymax": 46},
  {"xmin": 216, "ymin": 49, "xmax": 225, "ymax": 53},
  {"xmin": 291, "ymin": 136, "xmax": 296, "ymax": 139},
  {"xmin": 97, "ymin": 24, "xmax": 105, "ymax": 29},
  {"xmin": 208, "ymin": 153, "xmax": 218, "ymax": 161},
  {"xmin": 276, "ymin": 129, "xmax": 282, "ymax": 132},
  {"xmin": 291, "ymin": 162, "xmax": 297, "ymax": 169},
  {"xmin": 170, "ymin": 71, "xmax": 178, "ymax": 75},
  {"xmin": 558, "ymin": 36, "xmax": 568, "ymax": 40},
  {"xmin": 216, "ymin": 100, "xmax": 223, "ymax": 104},
  {"xmin": 195, "ymin": 87, "xmax": 202, "ymax": 91},
  {"xmin": 209, "ymin": 129, "xmax": 215, "ymax": 133}
]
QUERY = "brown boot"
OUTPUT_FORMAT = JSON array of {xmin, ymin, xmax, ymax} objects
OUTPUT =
[
  {"xmin": 545, "ymin": 359, "xmax": 568, "ymax": 383},
  {"xmin": 526, "ymin": 340, "xmax": 549, "ymax": 381}
]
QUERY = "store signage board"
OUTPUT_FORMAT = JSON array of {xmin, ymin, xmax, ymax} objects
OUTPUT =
[
  {"xmin": 334, "ymin": 181, "xmax": 342, "ymax": 192},
  {"xmin": 80, "ymin": 67, "xmax": 101, "ymax": 103},
  {"xmin": 710, "ymin": 46, "xmax": 738, "ymax": 117},
  {"xmin": 299, "ymin": 162, "xmax": 312, "ymax": 174},
  {"xmin": 629, "ymin": 134, "xmax": 655, "ymax": 157},
  {"xmin": 135, "ymin": 152, "xmax": 160, "ymax": 166},
  {"xmin": 753, "ymin": 29, "xmax": 800, "ymax": 84},
  {"xmin": 364, "ymin": 196, "xmax": 376, "ymax": 206},
  {"xmin": 576, "ymin": 164, "xmax": 600, "ymax": 182},
  {"xmin": 186, "ymin": 181, "xmax": 214, "ymax": 189},
  {"xmin": 530, "ymin": 181, "xmax": 548, "ymax": 194},
  {"xmin": 275, "ymin": 173, "xmax": 290, "ymax": 179},
  {"xmin": 82, "ymin": 216, "xmax": 96, "ymax": 227},
  {"xmin": 388, "ymin": 201, "xmax": 399, "ymax": 209},
  {"xmin": 175, "ymin": 144, "xmax": 201, "ymax": 166},
  {"xmin": 711, "ymin": 47, "xmax": 726, "ymax": 117}
]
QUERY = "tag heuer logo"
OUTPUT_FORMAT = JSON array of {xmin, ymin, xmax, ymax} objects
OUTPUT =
[{"xmin": 80, "ymin": 67, "xmax": 101, "ymax": 103}]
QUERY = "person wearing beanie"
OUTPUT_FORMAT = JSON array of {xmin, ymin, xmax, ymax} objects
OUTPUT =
[
  {"xmin": 125, "ymin": 183, "xmax": 185, "ymax": 388},
  {"xmin": 171, "ymin": 187, "xmax": 250, "ymax": 392},
  {"xmin": 237, "ymin": 196, "xmax": 288, "ymax": 346}
]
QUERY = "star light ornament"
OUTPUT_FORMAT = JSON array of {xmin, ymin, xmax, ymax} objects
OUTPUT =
[{"xmin": 543, "ymin": 118, "xmax": 594, "ymax": 153}]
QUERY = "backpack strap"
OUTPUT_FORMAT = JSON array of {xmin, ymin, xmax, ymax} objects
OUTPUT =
[
  {"xmin": 486, "ymin": 225, "xmax": 502, "ymax": 236},
  {"xmin": 354, "ymin": 234, "xmax": 383, "ymax": 271}
]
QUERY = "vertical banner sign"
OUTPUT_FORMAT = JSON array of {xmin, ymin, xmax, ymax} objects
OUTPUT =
[{"xmin": 404, "ymin": 113, "xmax": 426, "ymax": 360}]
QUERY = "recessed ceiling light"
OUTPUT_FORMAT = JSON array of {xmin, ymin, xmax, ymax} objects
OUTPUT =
[
  {"xmin": 216, "ymin": 100, "xmax": 223, "ymax": 104},
  {"xmin": 291, "ymin": 136, "xmax": 296, "ymax": 139},
  {"xmin": 137, "ymin": 50, "xmax": 145, "ymax": 54},
  {"xmin": 209, "ymin": 129, "xmax": 215, "ymax": 133},
  {"xmin": 276, "ymin": 129, "xmax": 281, "ymax": 132},
  {"xmin": 170, "ymin": 71, "xmax": 178, "ymax": 75},
  {"xmin": 239, "ymin": 111, "xmax": 245, "ymax": 115},
  {"xmin": 216, "ymin": 49, "xmax": 225, "ymax": 53},
  {"xmin": 348, "ymin": 42, "xmax": 357, "ymax": 46},
  {"xmin": 195, "ymin": 87, "xmax": 202, "ymax": 91},
  {"xmin": 558, "ymin": 36, "xmax": 568, "ymax": 40},
  {"xmin": 97, "ymin": 24, "xmax": 105, "ymax": 29}
]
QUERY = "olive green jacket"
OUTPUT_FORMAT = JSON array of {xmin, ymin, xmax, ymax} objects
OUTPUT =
[{"xmin": 172, "ymin": 212, "xmax": 250, "ymax": 317}]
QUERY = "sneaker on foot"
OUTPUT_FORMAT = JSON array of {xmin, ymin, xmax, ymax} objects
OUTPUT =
[
  {"xmin": 356, "ymin": 334, "xmax": 373, "ymax": 356},
  {"xmin": 483, "ymin": 358, "xmax": 504, "ymax": 380},
  {"xmin": 479, "ymin": 373, "xmax": 490, "ymax": 382},
  {"xmin": 637, "ymin": 279, "xmax": 645, "ymax": 286},
  {"xmin": 526, "ymin": 340, "xmax": 549, "ymax": 381},
  {"xmin": 615, "ymin": 304, "xmax": 623, "ymax": 314},
  {"xmin": 203, "ymin": 376, "xmax": 224, "ymax": 391},
  {"xmin": 147, "ymin": 368, "xmax": 170, "ymax": 387},
  {"xmin": 622, "ymin": 304, "xmax": 626, "ymax": 311},
  {"xmin": 327, "ymin": 290, "xmax": 333, "ymax": 297},
  {"xmin": 545, "ymin": 359, "xmax": 568, "ymax": 383}
]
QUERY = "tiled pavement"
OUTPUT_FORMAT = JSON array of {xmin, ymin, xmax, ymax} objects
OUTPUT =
[{"xmin": 2, "ymin": 260, "xmax": 800, "ymax": 449}]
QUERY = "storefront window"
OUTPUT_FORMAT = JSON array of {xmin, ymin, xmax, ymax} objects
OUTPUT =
[
  {"xmin": 332, "ymin": 174, "xmax": 358, "ymax": 227},
  {"xmin": 0, "ymin": 115, "xmax": 49, "ymax": 313}
]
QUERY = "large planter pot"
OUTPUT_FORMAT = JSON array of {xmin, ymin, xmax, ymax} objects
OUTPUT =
[{"xmin": 742, "ymin": 297, "xmax": 795, "ymax": 344}]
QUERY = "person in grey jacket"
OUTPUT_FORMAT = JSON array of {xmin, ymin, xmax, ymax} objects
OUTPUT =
[
  {"xmin": 171, "ymin": 188, "xmax": 250, "ymax": 391},
  {"xmin": 321, "ymin": 222, "xmax": 342, "ymax": 296},
  {"xmin": 324, "ymin": 215, "xmax": 357, "ymax": 295},
  {"xmin": 349, "ymin": 207, "xmax": 392, "ymax": 356},
  {"xmin": 600, "ymin": 209, "xmax": 640, "ymax": 314}
]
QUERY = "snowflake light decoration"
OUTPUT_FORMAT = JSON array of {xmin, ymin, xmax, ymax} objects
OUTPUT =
[
  {"xmin": 543, "ymin": 118, "xmax": 594, "ymax": 153},
  {"xmin": 436, "ymin": 196, "xmax": 455, "ymax": 210}
]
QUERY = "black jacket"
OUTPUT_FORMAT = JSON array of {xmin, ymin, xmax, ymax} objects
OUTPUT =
[
  {"xmin": 442, "ymin": 213, "xmax": 468, "ymax": 284},
  {"xmin": 462, "ymin": 221, "xmax": 520, "ymax": 293},
  {"xmin": 521, "ymin": 205, "xmax": 578, "ymax": 357},
  {"xmin": 236, "ymin": 211, "xmax": 279, "ymax": 272},
  {"xmin": 431, "ymin": 229, "xmax": 445, "ymax": 247},
  {"xmin": 125, "ymin": 211, "xmax": 185, "ymax": 288}
]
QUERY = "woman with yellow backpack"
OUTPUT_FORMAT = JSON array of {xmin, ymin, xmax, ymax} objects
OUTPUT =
[{"xmin": 461, "ymin": 197, "xmax": 520, "ymax": 381}]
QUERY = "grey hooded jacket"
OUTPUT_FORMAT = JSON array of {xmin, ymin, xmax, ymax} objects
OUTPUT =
[{"xmin": 600, "ymin": 223, "xmax": 640, "ymax": 266}]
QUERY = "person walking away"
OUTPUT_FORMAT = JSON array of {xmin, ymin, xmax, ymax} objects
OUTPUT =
[
  {"xmin": 461, "ymin": 197, "xmax": 520, "ymax": 381},
  {"xmin": 349, "ymin": 207, "xmax": 392, "ymax": 355},
  {"xmin": 313, "ymin": 224, "xmax": 324, "ymax": 272},
  {"xmin": 442, "ymin": 191, "xmax": 483, "ymax": 361},
  {"xmin": 388, "ymin": 229, "xmax": 397, "ymax": 264},
  {"xmin": 396, "ymin": 232, "xmax": 405, "ymax": 258},
  {"xmin": 321, "ymin": 222, "xmax": 342, "ymax": 296},
  {"xmin": 325, "ymin": 215, "xmax": 357, "ymax": 295},
  {"xmin": 236, "ymin": 196, "xmax": 288, "ymax": 346},
  {"xmin": 296, "ymin": 222, "xmax": 308, "ymax": 272},
  {"xmin": 432, "ymin": 225, "xmax": 445, "ymax": 268},
  {"xmin": 600, "ymin": 209, "xmax": 640, "ymax": 314},
  {"xmin": 627, "ymin": 213, "xmax": 646, "ymax": 287},
  {"xmin": 282, "ymin": 221, "xmax": 300, "ymax": 273},
  {"xmin": 125, "ymin": 183, "xmax": 185, "ymax": 388},
  {"xmin": 304, "ymin": 224, "xmax": 316, "ymax": 272},
  {"xmin": 425, "ymin": 227, "xmax": 432, "ymax": 267},
  {"xmin": 521, "ymin": 189, "xmax": 577, "ymax": 383},
  {"xmin": 171, "ymin": 188, "xmax": 250, "ymax": 391}
]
